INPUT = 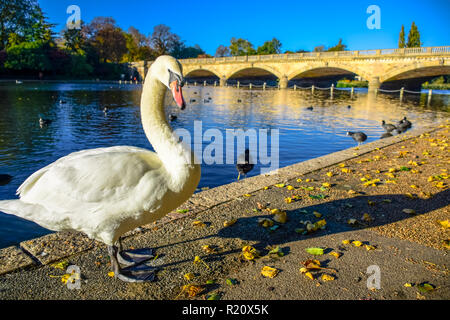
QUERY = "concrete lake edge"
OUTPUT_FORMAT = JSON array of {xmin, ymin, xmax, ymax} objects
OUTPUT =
[{"xmin": 0, "ymin": 123, "xmax": 445, "ymax": 276}]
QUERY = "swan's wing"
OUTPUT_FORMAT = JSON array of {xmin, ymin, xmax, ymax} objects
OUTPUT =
[{"xmin": 18, "ymin": 146, "xmax": 165, "ymax": 214}]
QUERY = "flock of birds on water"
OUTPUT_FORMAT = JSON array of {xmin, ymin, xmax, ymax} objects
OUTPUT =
[{"xmin": 13, "ymin": 100, "xmax": 414, "ymax": 188}]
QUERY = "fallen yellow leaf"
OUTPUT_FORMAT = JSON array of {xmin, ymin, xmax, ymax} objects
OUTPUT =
[
  {"xmin": 184, "ymin": 273, "xmax": 195, "ymax": 281},
  {"xmin": 305, "ymin": 272, "xmax": 314, "ymax": 280},
  {"xmin": 261, "ymin": 266, "xmax": 279, "ymax": 278},
  {"xmin": 437, "ymin": 220, "xmax": 449, "ymax": 229},
  {"xmin": 321, "ymin": 274, "xmax": 335, "ymax": 281},
  {"xmin": 223, "ymin": 219, "xmax": 237, "ymax": 227},
  {"xmin": 329, "ymin": 251, "xmax": 341, "ymax": 259},
  {"xmin": 352, "ymin": 240, "xmax": 363, "ymax": 247}
]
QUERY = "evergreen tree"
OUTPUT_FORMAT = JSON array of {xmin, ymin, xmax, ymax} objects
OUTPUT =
[
  {"xmin": 406, "ymin": 21, "xmax": 421, "ymax": 48},
  {"xmin": 398, "ymin": 25, "xmax": 406, "ymax": 48}
]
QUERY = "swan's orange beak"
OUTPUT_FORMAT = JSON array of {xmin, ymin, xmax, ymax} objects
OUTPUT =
[{"xmin": 170, "ymin": 81, "xmax": 185, "ymax": 110}]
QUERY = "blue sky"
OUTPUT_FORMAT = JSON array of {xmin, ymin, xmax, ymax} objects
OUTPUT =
[{"xmin": 39, "ymin": 0, "xmax": 450, "ymax": 55}]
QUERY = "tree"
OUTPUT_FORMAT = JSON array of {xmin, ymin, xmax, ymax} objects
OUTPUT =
[
  {"xmin": 62, "ymin": 25, "xmax": 85, "ymax": 53},
  {"xmin": 25, "ymin": 6, "xmax": 55, "ymax": 43},
  {"xmin": 122, "ymin": 26, "xmax": 155, "ymax": 62},
  {"xmin": 150, "ymin": 24, "xmax": 180, "ymax": 56},
  {"xmin": 171, "ymin": 43, "xmax": 205, "ymax": 59},
  {"xmin": 398, "ymin": 25, "xmax": 406, "ymax": 48},
  {"xmin": 327, "ymin": 39, "xmax": 346, "ymax": 51},
  {"xmin": 215, "ymin": 45, "xmax": 230, "ymax": 57},
  {"xmin": 229, "ymin": 38, "xmax": 256, "ymax": 56},
  {"xmin": 0, "ymin": 0, "xmax": 38, "ymax": 50},
  {"xmin": 256, "ymin": 38, "xmax": 282, "ymax": 55},
  {"xmin": 313, "ymin": 45, "xmax": 325, "ymax": 52},
  {"xmin": 85, "ymin": 17, "xmax": 127, "ymax": 63},
  {"xmin": 406, "ymin": 21, "xmax": 421, "ymax": 48},
  {"xmin": 4, "ymin": 40, "xmax": 51, "ymax": 71}
]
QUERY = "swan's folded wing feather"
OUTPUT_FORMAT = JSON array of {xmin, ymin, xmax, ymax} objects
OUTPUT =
[{"xmin": 18, "ymin": 147, "xmax": 164, "ymax": 213}]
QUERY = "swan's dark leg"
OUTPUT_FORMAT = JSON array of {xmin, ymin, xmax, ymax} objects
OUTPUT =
[
  {"xmin": 108, "ymin": 245, "xmax": 156, "ymax": 283},
  {"xmin": 115, "ymin": 237, "xmax": 155, "ymax": 266}
]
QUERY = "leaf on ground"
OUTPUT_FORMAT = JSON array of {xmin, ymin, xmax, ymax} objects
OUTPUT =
[
  {"xmin": 304, "ymin": 272, "xmax": 314, "ymax": 280},
  {"xmin": 177, "ymin": 209, "xmax": 189, "ymax": 213},
  {"xmin": 223, "ymin": 219, "xmax": 237, "ymax": 227},
  {"xmin": 261, "ymin": 266, "xmax": 279, "ymax": 278},
  {"xmin": 192, "ymin": 220, "xmax": 206, "ymax": 227},
  {"xmin": 329, "ymin": 251, "xmax": 341, "ymax": 259},
  {"xmin": 417, "ymin": 283, "xmax": 435, "ymax": 293},
  {"xmin": 309, "ymin": 194, "xmax": 326, "ymax": 200},
  {"xmin": 305, "ymin": 247, "xmax": 324, "ymax": 255},
  {"xmin": 275, "ymin": 183, "xmax": 285, "ymax": 188},
  {"xmin": 437, "ymin": 220, "xmax": 449, "ymax": 229},
  {"xmin": 242, "ymin": 245, "xmax": 259, "ymax": 260},
  {"xmin": 267, "ymin": 246, "xmax": 284, "ymax": 257},
  {"xmin": 352, "ymin": 240, "xmax": 363, "ymax": 247},
  {"xmin": 321, "ymin": 274, "xmax": 335, "ymax": 281},
  {"xmin": 184, "ymin": 273, "xmax": 195, "ymax": 281},
  {"xmin": 51, "ymin": 260, "xmax": 69, "ymax": 270},
  {"xmin": 206, "ymin": 293, "xmax": 221, "ymax": 300},
  {"xmin": 402, "ymin": 208, "xmax": 416, "ymax": 215},
  {"xmin": 226, "ymin": 278, "xmax": 238, "ymax": 285},
  {"xmin": 181, "ymin": 284, "xmax": 204, "ymax": 297},
  {"xmin": 258, "ymin": 218, "xmax": 274, "ymax": 228}
]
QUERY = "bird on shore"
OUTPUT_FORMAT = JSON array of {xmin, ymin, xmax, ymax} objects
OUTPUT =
[
  {"xmin": 0, "ymin": 56, "xmax": 200, "ymax": 283},
  {"xmin": 381, "ymin": 120, "xmax": 396, "ymax": 132},
  {"xmin": 398, "ymin": 117, "xmax": 412, "ymax": 129},
  {"xmin": 347, "ymin": 131, "xmax": 367, "ymax": 145},
  {"xmin": 0, "ymin": 174, "xmax": 12, "ymax": 186},
  {"xmin": 236, "ymin": 149, "xmax": 254, "ymax": 180},
  {"xmin": 306, "ymin": 106, "xmax": 313, "ymax": 110}
]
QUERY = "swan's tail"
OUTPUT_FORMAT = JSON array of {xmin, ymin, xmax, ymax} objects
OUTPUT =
[{"xmin": 0, "ymin": 200, "xmax": 53, "ymax": 229}]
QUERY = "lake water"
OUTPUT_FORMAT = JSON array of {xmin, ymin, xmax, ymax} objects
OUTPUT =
[{"xmin": 0, "ymin": 81, "xmax": 449, "ymax": 248}]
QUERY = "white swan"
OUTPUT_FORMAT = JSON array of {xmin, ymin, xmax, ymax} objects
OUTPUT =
[{"xmin": 0, "ymin": 56, "xmax": 201, "ymax": 282}]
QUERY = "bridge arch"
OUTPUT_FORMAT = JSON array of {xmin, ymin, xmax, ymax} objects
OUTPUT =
[
  {"xmin": 380, "ymin": 60, "xmax": 450, "ymax": 83},
  {"xmin": 184, "ymin": 67, "xmax": 221, "ymax": 79},
  {"xmin": 226, "ymin": 64, "xmax": 283, "ymax": 80},
  {"xmin": 287, "ymin": 63, "xmax": 372, "ymax": 81}
]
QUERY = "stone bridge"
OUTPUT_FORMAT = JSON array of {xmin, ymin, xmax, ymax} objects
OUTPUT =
[{"xmin": 130, "ymin": 46, "xmax": 450, "ymax": 90}]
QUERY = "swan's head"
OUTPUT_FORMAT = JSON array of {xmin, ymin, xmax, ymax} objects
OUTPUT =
[{"xmin": 152, "ymin": 55, "xmax": 186, "ymax": 110}]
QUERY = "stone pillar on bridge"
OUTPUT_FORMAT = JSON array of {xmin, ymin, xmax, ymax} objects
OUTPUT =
[
  {"xmin": 220, "ymin": 76, "xmax": 227, "ymax": 87},
  {"xmin": 279, "ymin": 75, "xmax": 288, "ymax": 89},
  {"xmin": 368, "ymin": 77, "xmax": 380, "ymax": 92}
]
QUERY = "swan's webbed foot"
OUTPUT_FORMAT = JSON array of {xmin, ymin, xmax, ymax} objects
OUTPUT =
[
  {"xmin": 117, "ymin": 248, "xmax": 155, "ymax": 266},
  {"xmin": 108, "ymin": 245, "xmax": 158, "ymax": 283},
  {"xmin": 116, "ymin": 263, "xmax": 157, "ymax": 283}
]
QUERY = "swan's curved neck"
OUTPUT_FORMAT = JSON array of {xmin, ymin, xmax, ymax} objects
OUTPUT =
[{"xmin": 140, "ymin": 74, "xmax": 192, "ymax": 177}]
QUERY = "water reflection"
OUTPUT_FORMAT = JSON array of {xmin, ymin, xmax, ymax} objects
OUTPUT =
[{"xmin": 0, "ymin": 81, "xmax": 448, "ymax": 247}]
